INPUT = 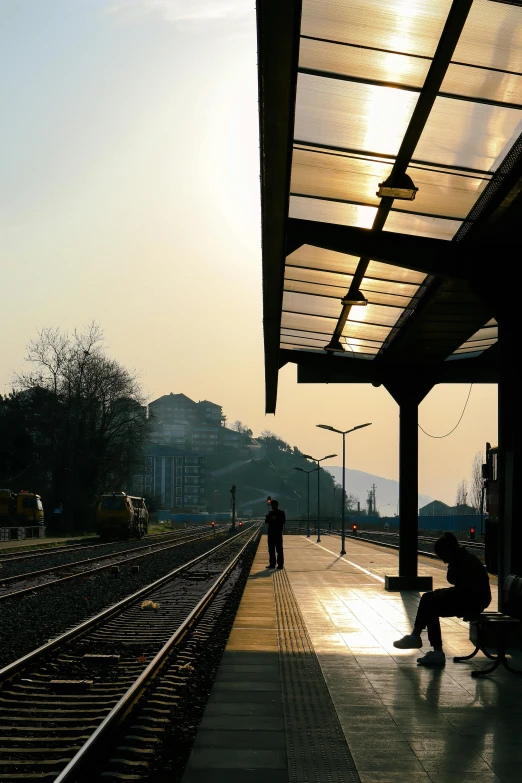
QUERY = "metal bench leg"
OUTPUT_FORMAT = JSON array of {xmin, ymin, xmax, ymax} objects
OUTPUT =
[
  {"xmin": 453, "ymin": 644, "xmax": 480, "ymax": 663},
  {"xmin": 453, "ymin": 622, "xmax": 481, "ymax": 663},
  {"xmin": 471, "ymin": 653, "xmax": 501, "ymax": 678},
  {"xmin": 502, "ymin": 653, "xmax": 522, "ymax": 676}
]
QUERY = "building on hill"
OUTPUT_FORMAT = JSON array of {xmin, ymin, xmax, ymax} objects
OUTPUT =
[
  {"xmin": 131, "ymin": 444, "xmax": 205, "ymax": 511},
  {"xmin": 148, "ymin": 393, "xmax": 225, "ymax": 450},
  {"xmin": 196, "ymin": 400, "xmax": 224, "ymax": 426}
]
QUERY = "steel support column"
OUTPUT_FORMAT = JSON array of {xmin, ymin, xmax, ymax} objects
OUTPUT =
[
  {"xmin": 384, "ymin": 382, "xmax": 433, "ymax": 591},
  {"xmin": 497, "ymin": 317, "xmax": 522, "ymax": 609}
]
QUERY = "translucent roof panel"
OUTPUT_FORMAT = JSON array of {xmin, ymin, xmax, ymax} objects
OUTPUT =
[
  {"xmin": 286, "ymin": 246, "xmax": 426, "ymax": 288},
  {"xmin": 291, "ymin": 148, "xmax": 391, "ymax": 209},
  {"xmin": 365, "ymin": 260, "xmax": 426, "ymax": 285},
  {"xmin": 286, "ymin": 245, "xmax": 361, "ymax": 275},
  {"xmin": 441, "ymin": 63, "xmax": 522, "ymax": 108},
  {"xmin": 284, "ymin": 279, "xmax": 412, "ymax": 309},
  {"xmin": 284, "ymin": 265, "xmax": 355, "ymax": 287},
  {"xmin": 295, "ymin": 74, "xmax": 419, "ymax": 155},
  {"xmin": 385, "ymin": 210, "xmax": 461, "ymax": 240},
  {"xmin": 451, "ymin": 321, "xmax": 498, "ymax": 356},
  {"xmin": 290, "ymin": 194, "xmax": 378, "ymax": 227},
  {"xmin": 281, "ymin": 328, "xmax": 339, "ymax": 343},
  {"xmin": 299, "ymin": 36, "xmax": 522, "ymax": 108},
  {"xmin": 342, "ymin": 318, "xmax": 392, "ymax": 343},
  {"xmin": 413, "ymin": 96, "xmax": 522, "ymax": 172},
  {"xmin": 290, "ymin": 147, "xmax": 488, "ymax": 219},
  {"xmin": 301, "ymin": 0, "xmax": 452, "ymax": 57},
  {"xmin": 282, "ymin": 291, "xmax": 342, "ymax": 320},
  {"xmin": 454, "ymin": 0, "xmax": 522, "ymax": 74},
  {"xmin": 280, "ymin": 311, "xmax": 392, "ymax": 346},
  {"xmin": 299, "ymin": 37, "xmax": 429, "ymax": 88}
]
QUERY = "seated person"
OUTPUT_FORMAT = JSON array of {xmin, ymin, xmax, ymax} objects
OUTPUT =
[{"xmin": 393, "ymin": 531, "xmax": 491, "ymax": 665}]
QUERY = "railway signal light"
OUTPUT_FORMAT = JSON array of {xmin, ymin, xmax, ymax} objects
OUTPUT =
[
  {"xmin": 469, "ymin": 526, "xmax": 475, "ymax": 541},
  {"xmin": 352, "ymin": 523, "xmax": 358, "ymax": 535},
  {"xmin": 267, "ymin": 496, "xmax": 272, "ymax": 505},
  {"xmin": 238, "ymin": 520, "xmax": 243, "ymax": 527},
  {"xmin": 211, "ymin": 520, "xmax": 215, "ymax": 528}
]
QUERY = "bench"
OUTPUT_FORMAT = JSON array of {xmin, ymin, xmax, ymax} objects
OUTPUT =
[{"xmin": 454, "ymin": 574, "xmax": 522, "ymax": 677}]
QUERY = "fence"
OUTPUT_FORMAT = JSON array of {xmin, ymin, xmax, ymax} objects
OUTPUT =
[
  {"xmin": 0, "ymin": 526, "xmax": 46, "ymax": 542},
  {"xmin": 160, "ymin": 512, "xmax": 231, "ymax": 524},
  {"xmin": 282, "ymin": 515, "xmax": 483, "ymax": 535}
]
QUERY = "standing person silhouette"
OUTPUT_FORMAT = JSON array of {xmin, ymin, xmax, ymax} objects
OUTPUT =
[{"xmin": 265, "ymin": 499, "xmax": 285, "ymax": 569}]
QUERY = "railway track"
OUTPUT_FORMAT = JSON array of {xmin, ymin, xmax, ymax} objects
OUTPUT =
[
  {"xmin": 319, "ymin": 528, "xmax": 485, "ymax": 563},
  {"xmin": 0, "ymin": 528, "xmax": 225, "ymax": 601},
  {"xmin": 0, "ymin": 526, "xmax": 213, "ymax": 566},
  {"xmin": 0, "ymin": 525, "xmax": 260, "ymax": 782}
]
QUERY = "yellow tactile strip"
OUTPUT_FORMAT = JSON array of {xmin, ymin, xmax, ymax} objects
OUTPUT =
[{"xmin": 274, "ymin": 567, "xmax": 361, "ymax": 783}]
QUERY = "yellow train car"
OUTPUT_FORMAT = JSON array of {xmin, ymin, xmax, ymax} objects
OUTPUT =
[
  {"xmin": 95, "ymin": 492, "xmax": 148, "ymax": 540},
  {"xmin": 0, "ymin": 489, "xmax": 44, "ymax": 525}
]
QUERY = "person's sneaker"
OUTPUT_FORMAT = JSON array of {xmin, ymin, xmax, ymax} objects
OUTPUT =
[
  {"xmin": 266, "ymin": 564, "xmax": 276, "ymax": 569},
  {"xmin": 417, "ymin": 650, "xmax": 446, "ymax": 666},
  {"xmin": 277, "ymin": 565, "xmax": 284, "ymax": 569},
  {"xmin": 393, "ymin": 634, "xmax": 422, "ymax": 649}
]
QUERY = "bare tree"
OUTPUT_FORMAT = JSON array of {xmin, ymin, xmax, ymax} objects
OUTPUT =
[
  {"xmin": 231, "ymin": 420, "xmax": 253, "ymax": 437},
  {"xmin": 455, "ymin": 478, "xmax": 468, "ymax": 508},
  {"xmin": 470, "ymin": 450, "xmax": 485, "ymax": 512},
  {"xmin": 15, "ymin": 323, "xmax": 150, "ymax": 530},
  {"xmin": 345, "ymin": 493, "xmax": 359, "ymax": 512}
]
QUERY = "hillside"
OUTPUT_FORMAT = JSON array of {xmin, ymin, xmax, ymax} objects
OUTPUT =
[{"xmin": 326, "ymin": 466, "xmax": 433, "ymax": 514}]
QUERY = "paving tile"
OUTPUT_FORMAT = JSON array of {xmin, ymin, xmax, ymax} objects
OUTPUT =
[
  {"xmin": 192, "ymin": 729, "xmax": 285, "ymax": 750},
  {"xmin": 358, "ymin": 774, "xmax": 432, "ymax": 783}
]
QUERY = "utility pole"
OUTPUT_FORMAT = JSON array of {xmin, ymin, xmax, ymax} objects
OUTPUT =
[{"xmin": 230, "ymin": 484, "xmax": 236, "ymax": 531}]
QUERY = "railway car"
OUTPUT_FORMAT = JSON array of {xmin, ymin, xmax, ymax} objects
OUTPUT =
[
  {"xmin": 0, "ymin": 489, "xmax": 44, "ymax": 526},
  {"xmin": 483, "ymin": 442, "xmax": 499, "ymax": 574},
  {"xmin": 95, "ymin": 492, "xmax": 149, "ymax": 540}
]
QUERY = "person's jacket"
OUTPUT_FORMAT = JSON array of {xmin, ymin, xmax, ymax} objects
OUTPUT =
[
  {"xmin": 265, "ymin": 508, "xmax": 285, "ymax": 535},
  {"xmin": 446, "ymin": 546, "xmax": 491, "ymax": 607}
]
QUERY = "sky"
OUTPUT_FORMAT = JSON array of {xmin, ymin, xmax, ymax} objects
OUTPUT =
[{"xmin": 0, "ymin": 0, "xmax": 498, "ymax": 505}]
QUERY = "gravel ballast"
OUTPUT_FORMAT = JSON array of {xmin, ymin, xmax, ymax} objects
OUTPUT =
[{"xmin": 0, "ymin": 531, "xmax": 233, "ymax": 670}]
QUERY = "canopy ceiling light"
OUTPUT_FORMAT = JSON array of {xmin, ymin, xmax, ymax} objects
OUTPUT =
[
  {"xmin": 377, "ymin": 172, "xmax": 418, "ymax": 201},
  {"xmin": 342, "ymin": 291, "xmax": 368, "ymax": 306},
  {"xmin": 325, "ymin": 337, "xmax": 345, "ymax": 352}
]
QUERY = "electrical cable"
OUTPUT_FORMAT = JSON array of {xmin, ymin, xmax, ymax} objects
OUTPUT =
[
  {"xmin": 418, "ymin": 384, "xmax": 473, "ymax": 439},
  {"xmin": 0, "ymin": 464, "xmax": 31, "ymax": 484}
]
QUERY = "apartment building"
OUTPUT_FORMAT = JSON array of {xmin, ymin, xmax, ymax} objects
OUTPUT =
[{"xmin": 132, "ymin": 445, "xmax": 205, "ymax": 511}]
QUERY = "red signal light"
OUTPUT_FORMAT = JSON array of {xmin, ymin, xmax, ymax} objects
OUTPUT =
[
  {"xmin": 469, "ymin": 526, "xmax": 475, "ymax": 540},
  {"xmin": 211, "ymin": 521, "xmax": 215, "ymax": 527},
  {"xmin": 267, "ymin": 496, "xmax": 272, "ymax": 505},
  {"xmin": 352, "ymin": 523, "xmax": 358, "ymax": 534}
]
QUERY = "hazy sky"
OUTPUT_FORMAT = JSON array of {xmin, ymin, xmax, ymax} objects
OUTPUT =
[{"xmin": 0, "ymin": 0, "xmax": 497, "ymax": 504}]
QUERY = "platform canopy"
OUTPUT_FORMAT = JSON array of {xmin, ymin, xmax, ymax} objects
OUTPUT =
[{"xmin": 258, "ymin": 0, "xmax": 522, "ymax": 412}]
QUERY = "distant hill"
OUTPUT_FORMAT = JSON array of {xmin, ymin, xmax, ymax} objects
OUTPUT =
[{"xmin": 326, "ymin": 467, "xmax": 433, "ymax": 514}]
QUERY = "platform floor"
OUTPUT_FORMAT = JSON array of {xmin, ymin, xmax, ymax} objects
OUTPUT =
[{"xmin": 183, "ymin": 534, "xmax": 522, "ymax": 783}]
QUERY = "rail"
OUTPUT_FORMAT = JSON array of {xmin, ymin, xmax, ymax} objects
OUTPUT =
[
  {"xmin": 0, "ymin": 527, "xmax": 226, "ymax": 601},
  {"xmin": 0, "ymin": 524, "xmax": 260, "ymax": 782}
]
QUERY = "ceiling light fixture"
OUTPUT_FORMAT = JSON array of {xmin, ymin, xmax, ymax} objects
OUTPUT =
[
  {"xmin": 342, "ymin": 291, "xmax": 368, "ymax": 306},
  {"xmin": 377, "ymin": 172, "xmax": 418, "ymax": 200}
]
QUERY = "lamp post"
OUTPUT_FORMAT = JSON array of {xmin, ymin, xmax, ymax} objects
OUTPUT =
[
  {"xmin": 302, "ymin": 454, "xmax": 337, "ymax": 542},
  {"xmin": 316, "ymin": 423, "xmax": 372, "ymax": 555},
  {"xmin": 294, "ymin": 466, "xmax": 317, "ymax": 537}
]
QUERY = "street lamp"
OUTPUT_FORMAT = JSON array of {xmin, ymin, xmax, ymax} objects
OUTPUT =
[
  {"xmin": 302, "ymin": 453, "xmax": 337, "ymax": 542},
  {"xmin": 294, "ymin": 466, "xmax": 318, "ymax": 537},
  {"xmin": 316, "ymin": 423, "xmax": 372, "ymax": 555}
]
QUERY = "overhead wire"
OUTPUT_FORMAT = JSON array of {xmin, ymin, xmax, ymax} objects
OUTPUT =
[{"xmin": 418, "ymin": 384, "xmax": 473, "ymax": 439}]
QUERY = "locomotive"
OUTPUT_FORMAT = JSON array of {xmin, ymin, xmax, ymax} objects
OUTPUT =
[{"xmin": 95, "ymin": 492, "xmax": 148, "ymax": 540}]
